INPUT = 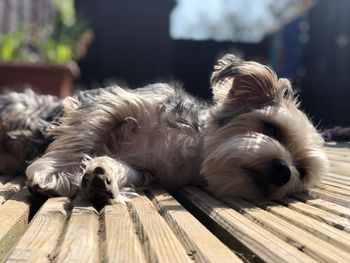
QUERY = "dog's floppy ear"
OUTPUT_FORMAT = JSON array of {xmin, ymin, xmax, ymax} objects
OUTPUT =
[{"xmin": 211, "ymin": 54, "xmax": 285, "ymax": 105}]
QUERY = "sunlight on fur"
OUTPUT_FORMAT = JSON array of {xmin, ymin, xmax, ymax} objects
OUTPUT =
[{"xmin": 0, "ymin": 54, "xmax": 328, "ymax": 205}]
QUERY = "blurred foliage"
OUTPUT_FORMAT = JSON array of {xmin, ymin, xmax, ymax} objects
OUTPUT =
[
  {"xmin": 0, "ymin": 0, "xmax": 93, "ymax": 64},
  {"xmin": 0, "ymin": 29, "xmax": 24, "ymax": 61},
  {"xmin": 53, "ymin": 0, "xmax": 76, "ymax": 26}
]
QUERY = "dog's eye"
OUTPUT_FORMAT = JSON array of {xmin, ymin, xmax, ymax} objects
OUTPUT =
[
  {"xmin": 263, "ymin": 122, "xmax": 282, "ymax": 142},
  {"xmin": 297, "ymin": 167, "xmax": 307, "ymax": 179}
]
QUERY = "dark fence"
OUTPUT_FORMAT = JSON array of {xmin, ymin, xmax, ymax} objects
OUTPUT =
[
  {"xmin": 75, "ymin": 0, "xmax": 269, "ymax": 98},
  {"xmin": 300, "ymin": 0, "xmax": 350, "ymax": 127},
  {"xmin": 76, "ymin": 0, "xmax": 349, "ymax": 127}
]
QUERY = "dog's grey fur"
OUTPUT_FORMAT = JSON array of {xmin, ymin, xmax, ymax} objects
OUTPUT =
[
  {"xmin": 0, "ymin": 54, "xmax": 328, "ymax": 204},
  {"xmin": 0, "ymin": 89, "xmax": 62, "ymax": 174}
]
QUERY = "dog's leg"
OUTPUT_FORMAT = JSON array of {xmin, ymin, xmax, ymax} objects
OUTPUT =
[
  {"xmin": 25, "ymin": 117, "xmax": 140, "ymax": 198},
  {"xmin": 81, "ymin": 156, "xmax": 153, "ymax": 205},
  {"xmin": 26, "ymin": 87, "xmax": 153, "ymax": 198},
  {"xmin": 26, "ymin": 157, "xmax": 82, "ymax": 197}
]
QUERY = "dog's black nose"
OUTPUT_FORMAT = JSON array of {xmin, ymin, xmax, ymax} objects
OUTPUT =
[
  {"xmin": 93, "ymin": 166, "xmax": 105, "ymax": 175},
  {"xmin": 91, "ymin": 176, "xmax": 107, "ymax": 189},
  {"xmin": 270, "ymin": 159, "xmax": 291, "ymax": 186}
]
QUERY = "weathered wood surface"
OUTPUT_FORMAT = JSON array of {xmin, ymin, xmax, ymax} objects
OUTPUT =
[
  {"xmin": 148, "ymin": 187, "xmax": 242, "ymax": 263},
  {"xmin": 0, "ymin": 188, "xmax": 31, "ymax": 262},
  {"xmin": 129, "ymin": 192, "xmax": 192, "ymax": 263},
  {"xmin": 177, "ymin": 187, "xmax": 318, "ymax": 263},
  {"xmin": 54, "ymin": 197, "xmax": 100, "ymax": 263},
  {"xmin": 101, "ymin": 203, "xmax": 146, "ymax": 263},
  {"xmin": 0, "ymin": 142, "xmax": 349, "ymax": 262},
  {"xmin": 4, "ymin": 197, "xmax": 69, "ymax": 263},
  {"xmin": 0, "ymin": 176, "xmax": 25, "ymax": 205}
]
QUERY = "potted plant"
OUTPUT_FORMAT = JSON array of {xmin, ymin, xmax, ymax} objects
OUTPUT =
[{"xmin": 0, "ymin": 0, "xmax": 93, "ymax": 98}]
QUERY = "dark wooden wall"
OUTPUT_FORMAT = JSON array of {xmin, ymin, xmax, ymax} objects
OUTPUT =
[
  {"xmin": 76, "ymin": 0, "xmax": 350, "ymax": 127},
  {"xmin": 75, "ymin": 0, "xmax": 175, "ymax": 88},
  {"xmin": 300, "ymin": 0, "xmax": 350, "ymax": 127},
  {"xmin": 75, "ymin": 0, "xmax": 268, "ymax": 99}
]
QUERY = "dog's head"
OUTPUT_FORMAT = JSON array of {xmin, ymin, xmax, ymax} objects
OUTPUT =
[{"xmin": 202, "ymin": 54, "xmax": 328, "ymax": 199}]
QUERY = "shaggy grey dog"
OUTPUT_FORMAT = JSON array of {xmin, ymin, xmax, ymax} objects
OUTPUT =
[{"xmin": 1, "ymin": 54, "xmax": 328, "ymax": 205}]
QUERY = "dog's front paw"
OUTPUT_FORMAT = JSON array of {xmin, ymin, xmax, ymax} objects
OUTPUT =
[
  {"xmin": 26, "ymin": 158, "xmax": 80, "ymax": 198},
  {"xmin": 26, "ymin": 172, "xmax": 72, "ymax": 197},
  {"xmin": 81, "ymin": 156, "xmax": 138, "ymax": 206}
]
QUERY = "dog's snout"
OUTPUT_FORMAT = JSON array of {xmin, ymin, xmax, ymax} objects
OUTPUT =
[
  {"xmin": 93, "ymin": 166, "xmax": 105, "ymax": 175},
  {"xmin": 81, "ymin": 174, "xmax": 89, "ymax": 187},
  {"xmin": 270, "ymin": 159, "xmax": 291, "ymax": 186},
  {"xmin": 91, "ymin": 176, "xmax": 107, "ymax": 189}
]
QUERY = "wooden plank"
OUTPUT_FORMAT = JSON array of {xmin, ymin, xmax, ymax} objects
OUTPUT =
[
  {"xmin": 325, "ymin": 145, "xmax": 350, "ymax": 150},
  {"xmin": 315, "ymin": 184, "xmax": 350, "ymax": 196},
  {"xmin": 148, "ymin": 187, "xmax": 242, "ymax": 263},
  {"xmin": 0, "ymin": 176, "xmax": 25, "ymax": 205},
  {"xmin": 100, "ymin": 203, "xmax": 146, "ymax": 263},
  {"xmin": 330, "ymin": 160, "xmax": 350, "ymax": 168},
  {"xmin": 309, "ymin": 188, "xmax": 350, "ymax": 206},
  {"xmin": 292, "ymin": 192, "xmax": 350, "ymax": 219},
  {"xmin": 277, "ymin": 197, "xmax": 350, "ymax": 232},
  {"xmin": 0, "ymin": 188, "xmax": 31, "ymax": 261},
  {"xmin": 323, "ymin": 176, "xmax": 350, "ymax": 187},
  {"xmin": 325, "ymin": 147, "xmax": 350, "ymax": 153},
  {"xmin": 324, "ymin": 143, "xmax": 350, "ymax": 151},
  {"xmin": 54, "ymin": 197, "xmax": 99, "ymax": 263},
  {"xmin": 225, "ymin": 198, "xmax": 350, "ymax": 263},
  {"xmin": 329, "ymin": 161, "xmax": 350, "ymax": 176},
  {"xmin": 325, "ymin": 152, "xmax": 350, "ymax": 159},
  {"xmin": 321, "ymin": 179, "xmax": 350, "ymax": 190},
  {"xmin": 325, "ymin": 144, "xmax": 350, "ymax": 150},
  {"xmin": 254, "ymin": 200, "xmax": 350, "ymax": 252},
  {"xmin": 328, "ymin": 169, "xmax": 350, "ymax": 177},
  {"xmin": 324, "ymin": 152, "xmax": 349, "ymax": 157},
  {"xmin": 327, "ymin": 154, "xmax": 349, "ymax": 163},
  {"xmin": 129, "ymin": 193, "xmax": 192, "ymax": 263},
  {"xmin": 0, "ymin": 175, "xmax": 12, "ymax": 187},
  {"xmin": 4, "ymin": 197, "xmax": 70, "ymax": 262},
  {"xmin": 177, "ymin": 187, "xmax": 317, "ymax": 263},
  {"xmin": 326, "ymin": 173, "xmax": 350, "ymax": 182}
]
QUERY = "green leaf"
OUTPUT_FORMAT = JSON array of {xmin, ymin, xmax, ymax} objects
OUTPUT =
[
  {"xmin": 0, "ymin": 29, "xmax": 24, "ymax": 61},
  {"xmin": 43, "ymin": 38, "xmax": 57, "ymax": 61},
  {"xmin": 52, "ymin": 0, "xmax": 76, "ymax": 26},
  {"xmin": 55, "ymin": 43, "xmax": 73, "ymax": 63},
  {"xmin": 1, "ymin": 35, "xmax": 15, "ymax": 61}
]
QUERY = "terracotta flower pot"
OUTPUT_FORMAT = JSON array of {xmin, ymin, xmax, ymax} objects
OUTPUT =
[{"xmin": 0, "ymin": 62, "xmax": 80, "ymax": 98}]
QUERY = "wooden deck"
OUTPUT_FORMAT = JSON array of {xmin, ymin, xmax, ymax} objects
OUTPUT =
[{"xmin": 0, "ymin": 143, "xmax": 349, "ymax": 262}]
